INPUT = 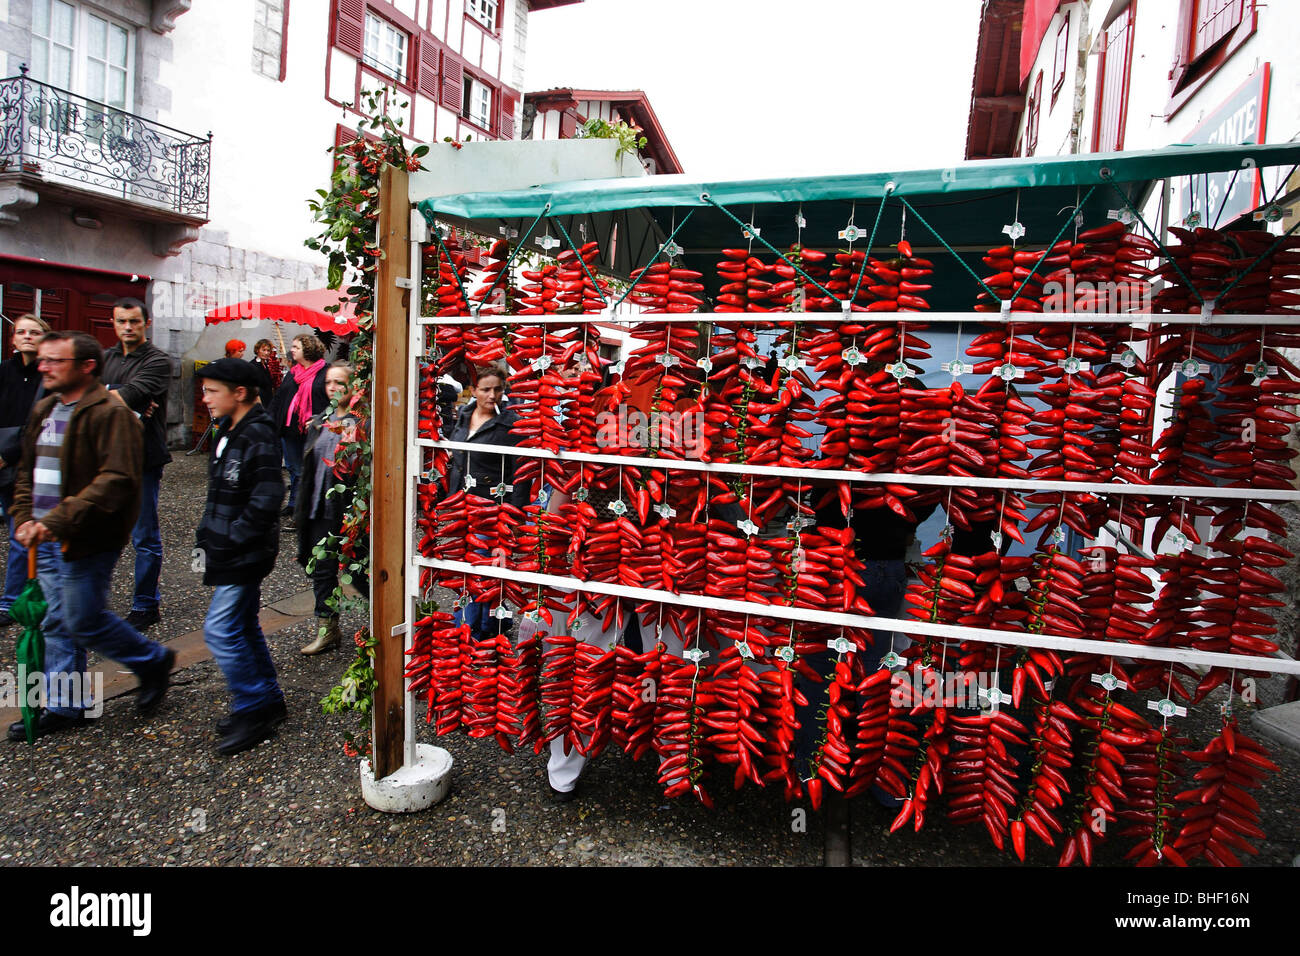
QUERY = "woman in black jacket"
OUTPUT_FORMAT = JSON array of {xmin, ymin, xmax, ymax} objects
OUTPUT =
[
  {"xmin": 0, "ymin": 313, "xmax": 50, "ymax": 627},
  {"xmin": 270, "ymin": 333, "xmax": 330, "ymax": 526}
]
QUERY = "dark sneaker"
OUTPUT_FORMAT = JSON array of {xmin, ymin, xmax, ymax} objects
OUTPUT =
[
  {"xmin": 547, "ymin": 781, "xmax": 578, "ymax": 803},
  {"xmin": 216, "ymin": 698, "xmax": 287, "ymax": 735},
  {"xmin": 0, "ymin": 609, "xmax": 15, "ymax": 628},
  {"xmin": 216, "ymin": 710, "xmax": 277, "ymax": 756},
  {"xmin": 126, "ymin": 607, "xmax": 160, "ymax": 630},
  {"xmin": 137, "ymin": 647, "xmax": 176, "ymax": 716},
  {"xmin": 7, "ymin": 709, "xmax": 97, "ymax": 742}
]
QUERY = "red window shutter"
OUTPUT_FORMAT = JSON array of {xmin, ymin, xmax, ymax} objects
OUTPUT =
[
  {"xmin": 1025, "ymin": 72, "xmax": 1042, "ymax": 156},
  {"xmin": 559, "ymin": 110, "xmax": 577, "ymax": 139},
  {"xmin": 416, "ymin": 37, "xmax": 441, "ymax": 97},
  {"xmin": 1094, "ymin": 4, "xmax": 1135, "ymax": 153},
  {"xmin": 1170, "ymin": 0, "xmax": 1194, "ymax": 89},
  {"xmin": 1193, "ymin": 0, "xmax": 1244, "ymax": 60},
  {"xmin": 441, "ymin": 53, "xmax": 463, "ymax": 108},
  {"xmin": 332, "ymin": 0, "xmax": 365, "ymax": 58},
  {"xmin": 498, "ymin": 91, "xmax": 518, "ymax": 140}
]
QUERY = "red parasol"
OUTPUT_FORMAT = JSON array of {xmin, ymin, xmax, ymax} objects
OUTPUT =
[{"xmin": 204, "ymin": 288, "xmax": 359, "ymax": 335}]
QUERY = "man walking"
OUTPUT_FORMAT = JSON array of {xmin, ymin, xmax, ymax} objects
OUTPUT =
[
  {"xmin": 7, "ymin": 331, "xmax": 175, "ymax": 740},
  {"xmin": 102, "ymin": 297, "xmax": 172, "ymax": 630}
]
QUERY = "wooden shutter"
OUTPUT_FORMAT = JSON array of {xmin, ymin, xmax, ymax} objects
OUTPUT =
[
  {"xmin": 441, "ymin": 52, "xmax": 463, "ymax": 109},
  {"xmin": 417, "ymin": 37, "xmax": 441, "ymax": 97},
  {"xmin": 559, "ymin": 110, "xmax": 577, "ymax": 139},
  {"xmin": 1169, "ymin": 0, "xmax": 1194, "ymax": 89},
  {"xmin": 333, "ymin": 0, "xmax": 365, "ymax": 58},
  {"xmin": 498, "ymin": 90, "xmax": 518, "ymax": 140},
  {"xmin": 1094, "ymin": 5, "xmax": 1135, "ymax": 153},
  {"xmin": 1025, "ymin": 72, "xmax": 1042, "ymax": 156},
  {"xmin": 1192, "ymin": 0, "xmax": 1244, "ymax": 60}
]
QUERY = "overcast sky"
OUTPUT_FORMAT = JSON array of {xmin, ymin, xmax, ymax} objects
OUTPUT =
[{"xmin": 524, "ymin": 0, "xmax": 985, "ymax": 180}]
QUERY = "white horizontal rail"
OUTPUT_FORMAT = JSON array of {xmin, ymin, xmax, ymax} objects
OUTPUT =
[
  {"xmin": 419, "ymin": 310, "xmax": 1300, "ymax": 327},
  {"xmin": 415, "ymin": 557, "xmax": 1300, "ymax": 676},
  {"xmin": 418, "ymin": 438, "xmax": 1300, "ymax": 501}
]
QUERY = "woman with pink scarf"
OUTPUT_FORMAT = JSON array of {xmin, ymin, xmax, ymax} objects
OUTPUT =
[{"xmin": 269, "ymin": 334, "xmax": 329, "ymax": 529}]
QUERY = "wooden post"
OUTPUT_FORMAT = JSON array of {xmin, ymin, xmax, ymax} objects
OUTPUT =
[{"xmin": 370, "ymin": 162, "xmax": 411, "ymax": 779}]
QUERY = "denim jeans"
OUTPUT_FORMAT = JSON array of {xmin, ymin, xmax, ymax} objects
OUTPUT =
[
  {"xmin": 130, "ymin": 466, "xmax": 164, "ymax": 613},
  {"xmin": 204, "ymin": 581, "xmax": 283, "ymax": 715},
  {"xmin": 41, "ymin": 548, "xmax": 170, "ymax": 717},
  {"xmin": 282, "ymin": 433, "xmax": 304, "ymax": 509},
  {"xmin": 452, "ymin": 598, "xmax": 490, "ymax": 641},
  {"xmin": 1, "ymin": 487, "xmax": 28, "ymax": 611}
]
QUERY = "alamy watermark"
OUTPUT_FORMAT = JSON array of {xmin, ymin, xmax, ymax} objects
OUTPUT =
[
  {"xmin": 0, "ymin": 668, "xmax": 104, "ymax": 717},
  {"xmin": 595, "ymin": 405, "xmax": 704, "ymax": 458},
  {"xmin": 1041, "ymin": 273, "xmax": 1152, "ymax": 314},
  {"xmin": 890, "ymin": 669, "xmax": 1003, "ymax": 711}
]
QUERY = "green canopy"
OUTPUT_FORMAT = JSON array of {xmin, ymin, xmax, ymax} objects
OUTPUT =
[{"xmin": 418, "ymin": 142, "xmax": 1300, "ymax": 310}]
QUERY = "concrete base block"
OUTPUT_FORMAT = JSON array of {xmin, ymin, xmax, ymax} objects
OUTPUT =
[
  {"xmin": 360, "ymin": 744, "xmax": 453, "ymax": 813},
  {"xmin": 1250, "ymin": 700, "xmax": 1300, "ymax": 755}
]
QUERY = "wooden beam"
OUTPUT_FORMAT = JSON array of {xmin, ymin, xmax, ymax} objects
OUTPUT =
[
  {"xmin": 370, "ymin": 162, "xmax": 411, "ymax": 780},
  {"xmin": 973, "ymin": 95, "xmax": 1026, "ymax": 113}
]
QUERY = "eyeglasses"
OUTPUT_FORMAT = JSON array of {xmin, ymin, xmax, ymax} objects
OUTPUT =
[{"xmin": 37, "ymin": 357, "xmax": 76, "ymax": 367}]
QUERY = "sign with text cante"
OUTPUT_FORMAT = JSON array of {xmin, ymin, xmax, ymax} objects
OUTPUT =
[{"xmin": 1177, "ymin": 64, "xmax": 1271, "ymax": 227}]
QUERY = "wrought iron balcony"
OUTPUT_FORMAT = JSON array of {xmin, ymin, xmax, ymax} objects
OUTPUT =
[{"xmin": 0, "ymin": 66, "xmax": 210, "ymax": 221}]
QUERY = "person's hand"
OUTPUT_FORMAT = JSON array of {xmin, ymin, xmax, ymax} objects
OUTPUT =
[
  {"xmin": 143, "ymin": 399, "xmax": 159, "ymax": 419},
  {"xmin": 16, "ymin": 521, "xmax": 49, "ymax": 547}
]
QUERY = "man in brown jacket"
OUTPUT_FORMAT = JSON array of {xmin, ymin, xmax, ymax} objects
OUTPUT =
[{"xmin": 7, "ymin": 331, "xmax": 175, "ymax": 741}]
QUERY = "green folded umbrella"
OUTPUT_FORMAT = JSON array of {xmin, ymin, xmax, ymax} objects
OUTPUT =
[{"xmin": 11, "ymin": 549, "xmax": 46, "ymax": 745}]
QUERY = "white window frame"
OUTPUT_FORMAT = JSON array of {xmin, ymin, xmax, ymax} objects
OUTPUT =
[
  {"xmin": 29, "ymin": 0, "xmax": 135, "ymax": 110},
  {"xmin": 466, "ymin": 0, "xmax": 499, "ymax": 32},
  {"xmin": 463, "ymin": 75, "xmax": 492, "ymax": 130},
  {"xmin": 363, "ymin": 9, "xmax": 409, "ymax": 85}
]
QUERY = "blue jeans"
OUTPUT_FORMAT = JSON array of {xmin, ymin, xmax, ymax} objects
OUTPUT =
[
  {"xmin": 282, "ymin": 434, "xmax": 304, "ymax": 509},
  {"xmin": 42, "ymin": 548, "xmax": 170, "ymax": 717},
  {"xmin": 1, "ymin": 487, "xmax": 28, "ymax": 611},
  {"xmin": 130, "ymin": 466, "xmax": 163, "ymax": 613},
  {"xmin": 452, "ymin": 597, "xmax": 490, "ymax": 641},
  {"xmin": 203, "ymin": 581, "xmax": 282, "ymax": 714}
]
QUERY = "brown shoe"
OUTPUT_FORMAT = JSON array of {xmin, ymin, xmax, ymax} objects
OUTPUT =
[{"xmin": 301, "ymin": 617, "xmax": 341, "ymax": 655}]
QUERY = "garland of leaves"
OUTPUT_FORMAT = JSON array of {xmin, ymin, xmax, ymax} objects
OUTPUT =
[{"xmin": 305, "ymin": 89, "xmax": 428, "ymax": 756}]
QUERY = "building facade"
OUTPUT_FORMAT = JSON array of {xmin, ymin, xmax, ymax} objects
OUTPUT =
[
  {"xmin": 523, "ymin": 86, "xmax": 683, "ymax": 175},
  {"xmin": 967, "ymin": 0, "xmax": 1298, "ymax": 226},
  {"xmin": 0, "ymin": 0, "xmax": 579, "ymax": 443}
]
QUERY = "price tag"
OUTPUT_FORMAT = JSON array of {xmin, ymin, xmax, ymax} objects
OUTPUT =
[
  {"xmin": 1061, "ymin": 356, "xmax": 1090, "ymax": 375},
  {"xmin": 535, "ymin": 233, "xmax": 560, "ymax": 251},
  {"xmin": 661, "ymin": 240, "xmax": 683, "ymax": 258},
  {"xmin": 979, "ymin": 686, "xmax": 1009, "ymax": 711},
  {"xmin": 608, "ymin": 499, "xmax": 628, "ymax": 516},
  {"xmin": 572, "ymin": 486, "xmax": 590, "ymax": 503},
  {"xmin": 785, "ymin": 514, "xmax": 814, "ymax": 533},
  {"xmin": 654, "ymin": 502, "xmax": 677, "ymax": 520},
  {"xmin": 1179, "ymin": 358, "xmax": 1209, "ymax": 377},
  {"xmin": 683, "ymin": 647, "xmax": 709, "ymax": 664},
  {"xmin": 609, "ymin": 360, "xmax": 626, "ymax": 376},
  {"xmin": 839, "ymin": 223, "xmax": 864, "ymax": 243},
  {"xmin": 1148, "ymin": 698, "xmax": 1187, "ymax": 719},
  {"xmin": 1002, "ymin": 221, "xmax": 1026, "ymax": 242},
  {"xmin": 1051, "ymin": 526, "xmax": 1066, "ymax": 545},
  {"xmin": 490, "ymin": 481, "xmax": 514, "ymax": 499},
  {"xmin": 1112, "ymin": 348, "xmax": 1140, "ymax": 369},
  {"xmin": 740, "ymin": 355, "xmax": 765, "ymax": 370},
  {"xmin": 742, "ymin": 224, "xmax": 761, "ymax": 240},
  {"xmin": 530, "ymin": 354, "xmax": 553, "ymax": 371},
  {"xmin": 463, "ymin": 475, "xmax": 478, "ymax": 490},
  {"xmin": 1014, "ymin": 576, "xmax": 1031, "ymax": 592},
  {"xmin": 943, "ymin": 359, "xmax": 973, "ymax": 378},
  {"xmin": 1091, "ymin": 672, "xmax": 1128, "ymax": 692},
  {"xmin": 879, "ymin": 651, "xmax": 907, "ymax": 672},
  {"xmin": 826, "ymin": 636, "xmax": 854, "ymax": 655},
  {"xmin": 1254, "ymin": 203, "xmax": 1291, "ymax": 223},
  {"xmin": 996, "ymin": 362, "xmax": 1025, "ymax": 382},
  {"xmin": 886, "ymin": 361, "xmax": 910, "ymax": 381},
  {"xmin": 737, "ymin": 519, "xmax": 761, "ymax": 537},
  {"xmin": 452, "ymin": 596, "xmax": 468, "ymax": 612},
  {"xmin": 523, "ymin": 609, "xmax": 544, "ymax": 624},
  {"xmin": 571, "ymin": 617, "xmax": 587, "ymax": 632},
  {"xmin": 491, "ymin": 606, "xmax": 513, "ymax": 621},
  {"xmin": 778, "ymin": 354, "xmax": 806, "ymax": 372},
  {"xmin": 536, "ymin": 488, "xmax": 550, "ymax": 507},
  {"xmin": 1199, "ymin": 299, "xmax": 1217, "ymax": 322},
  {"xmin": 655, "ymin": 353, "xmax": 680, "ymax": 368},
  {"xmin": 736, "ymin": 640, "xmax": 755, "ymax": 660},
  {"xmin": 794, "ymin": 212, "xmax": 807, "ymax": 230},
  {"xmin": 1106, "ymin": 208, "xmax": 1136, "ymax": 224},
  {"xmin": 990, "ymin": 531, "xmax": 1003, "ymax": 551},
  {"xmin": 842, "ymin": 346, "xmax": 864, "ymax": 367},
  {"xmin": 1182, "ymin": 210, "xmax": 1202, "ymax": 229},
  {"xmin": 774, "ymin": 646, "xmax": 796, "ymax": 663},
  {"xmin": 940, "ymin": 524, "xmax": 955, "ymax": 541},
  {"xmin": 696, "ymin": 357, "xmax": 714, "ymax": 373},
  {"xmin": 1246, "ymin": 361, "xmax": 1277, "ymax": 383}
]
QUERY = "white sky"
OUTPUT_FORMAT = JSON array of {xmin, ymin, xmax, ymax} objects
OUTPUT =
[{"xmin": 523, "ymin": 0, "xmax": 986, "ymax": 180}]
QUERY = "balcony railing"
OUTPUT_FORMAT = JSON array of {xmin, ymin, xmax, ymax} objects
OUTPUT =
[{"xmin": 0, "ymin": 66, "xmax": 210, "ymax": 219}]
